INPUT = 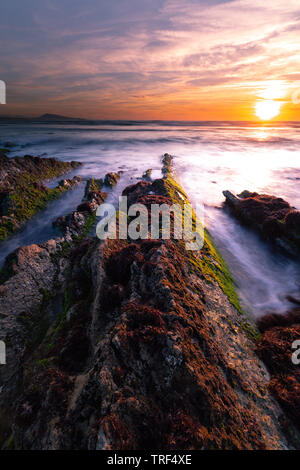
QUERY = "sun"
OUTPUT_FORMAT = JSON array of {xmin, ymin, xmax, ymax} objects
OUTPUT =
[{"xmin": 255, "ymin": 100, "xmax": 281, "ymax": 120}]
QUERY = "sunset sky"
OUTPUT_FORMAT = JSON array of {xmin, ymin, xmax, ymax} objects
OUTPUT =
[{"xmin": 1, "ymin": 0, "xmax": 300, "ymax": 120}]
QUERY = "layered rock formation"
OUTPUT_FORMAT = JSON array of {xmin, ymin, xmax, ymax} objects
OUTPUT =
[
  {"xmin": 223, "ymin": 190, "xmax": 300, "ymax": 257},
  {"xmin": 0, "ymin": 152, "xmax": 82, "ymax": 241},
  {"xmin": 256, "ymin": 307, "xmax": 300, "ymax": 432},
  {"xmin": 223, "ymin": 188, "xmax": 300, "ymax": 442},
  {"xmin": 0, "ymin": 170, "xmax": 119, "ymax": 446},
  {"xmin": 0, "ymin": 156, "xmax": 298, "ymax": 449}
]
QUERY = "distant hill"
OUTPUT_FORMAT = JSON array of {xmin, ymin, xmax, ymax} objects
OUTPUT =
[
  {"xmin": 0, "ymin": 113, "xmax": 86, "ymax": 122},
  {"xmin": 37, "ymin": 113, "xmax": 86, "ymax": 121}
]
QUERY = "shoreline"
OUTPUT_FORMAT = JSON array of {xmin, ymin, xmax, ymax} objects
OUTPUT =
[
  {"xmin": 0, "ymin": 150, "xmax": 82, "ymax": 242},
  {"xmin": 0, "ymin": 153, "xmax": 299, "ymax": 449}
]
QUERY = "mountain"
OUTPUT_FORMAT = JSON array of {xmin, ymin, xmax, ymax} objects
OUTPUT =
[
  {"xmin": 0, "ymin": 113, "xmax": 87, "ymax": 122},
  {"xmin": 37, "ymin": 113, "xmax": 86, "ymax": 121}
]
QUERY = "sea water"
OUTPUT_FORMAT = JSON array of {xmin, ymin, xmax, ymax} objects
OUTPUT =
[{"xmin": 0, "ymin": 120, "xmax": 299, "ymax": 317}]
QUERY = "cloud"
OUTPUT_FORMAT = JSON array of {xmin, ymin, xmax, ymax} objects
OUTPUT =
[
  {"xmin": 183, "ymin": 42, "xmax": 265, "ymax": 68},
  {"xmin": 1, "ymin": 0, "xmax": 300, "ymax": 117}
]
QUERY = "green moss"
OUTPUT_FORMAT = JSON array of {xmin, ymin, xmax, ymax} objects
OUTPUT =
[
  {"xmin": 73, "ymin": 214, "xmax": 97, "ymax": 243},
  {"xmin": 0, "ymin": 161, "xmax": 81, "ymax": 242},
  {"xmin": 59, "ymin": 240, "xmax": 72, "ymax": 258},
  {"xmin": 53, "ymin": 288, "xmax": 71, "ymax": 335},
  {"xmin": 200, "ymin": 229, "xmax": 242, "ymax": 313},
  {"xmin": 37, "ymin": 358, "xmax": 50, "ymax": 368},
  {"xmin": 0, "ymin": 184, "xmax": 69, "ymax": 242},
  {"xmin": 88, "ymin": 178, "xmax": 103, "ymax": 192},
  {"xmin": 2, "ymin": 433, "xmax": 15, "ymax": 450},
  {"xmin": 239, "ymin": 318, "xmax": 262, "ymax": 342},
  {"xmin": 143, "ymin": 169, "xmax": 152, "ymax": 180},
  {"xmin": 152, "ymin": 175, "xmax": 188, "ymax": 203},
  {"xmin": 161, "ymin": 173, "xmax": 265, "ymax": 343},
  {"xmin": 162, "ymin": 174, "xmax": 242, "ymax": 313},
  {"xmin": 7, "ymin": 184, "xmax": 69, "ymax": 226},
  {"xmin": 104, "ymin": 172, "xmax": 120, "ymax": 187}
]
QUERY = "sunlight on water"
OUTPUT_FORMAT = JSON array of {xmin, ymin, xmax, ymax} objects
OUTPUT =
[{"xmin": 0, "ymin": 121, "xmax": 299, "ymax": 318}]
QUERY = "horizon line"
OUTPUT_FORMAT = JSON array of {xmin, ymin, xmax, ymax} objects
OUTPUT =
[{"xmin": 0, "ymin": 114, "xmax": 300, "ymax": 124}]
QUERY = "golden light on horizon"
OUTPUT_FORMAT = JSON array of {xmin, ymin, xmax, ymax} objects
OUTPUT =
[{"xmin": 255, "ymin": 100, "xmax": 281, "ymax": 120}]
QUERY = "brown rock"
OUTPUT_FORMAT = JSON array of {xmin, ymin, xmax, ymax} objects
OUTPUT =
[{"xmin": 223, "ymin": 190, "xmax": 300, "ymax": 256}]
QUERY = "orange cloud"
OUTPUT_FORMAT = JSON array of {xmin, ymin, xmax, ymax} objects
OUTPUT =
[{"xmin": 1, "ymin": 0, "xmax": 300, "ymax": 120}]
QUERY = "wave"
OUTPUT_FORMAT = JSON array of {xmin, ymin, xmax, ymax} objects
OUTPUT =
[{"xmin": 2, "ymin": 118, "xmax": 300, "ymax": 128}]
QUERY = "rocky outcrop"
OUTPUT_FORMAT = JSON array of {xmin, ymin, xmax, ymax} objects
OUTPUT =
[
  {"xmin": 142, "ymin": 169, "xmax": 152, "ymax": 181},
  {"xmin": 1, "ymin": 158, "xmax": 298, "ymax": 450},
  {"xmin": 223, "ymin": 188, "xmax": 300, "ymax": 440},
  {"xmin": 0, "ymin": 152, "xmax": 82, "ymax": 241},
  {"xmin": 0, "ymin": 170, "xmax": 121, "ymax": 447},
  {"xmin": 161, "ymin": 153, "xmax": 173, "ymax": 177},
  {"xmin": 0, "ymin": 240, "xmax": 61, "ymax": 443},
  {"xmin": 53, "ymin": 178, "xmax": 107, "ymax": 241},
  {"xmin": 103, "ymin": 172, "xmax": 121, "ymax": 188},
  {"xmin": 223, "ymin": 190, "xmax": 300, "ymax": 257},
  {"xmin": 256, "ymin": 307, "xmax": 300, "ymax": 433}
]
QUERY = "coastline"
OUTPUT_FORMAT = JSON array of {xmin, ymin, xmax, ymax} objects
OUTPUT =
[
  {"xmin": 0, "ymin": 153, "xmax": 299, "ymax": 449},
  {"xmin": 0, "ymin": 150, "xmax": 82, "ymax": 241}
]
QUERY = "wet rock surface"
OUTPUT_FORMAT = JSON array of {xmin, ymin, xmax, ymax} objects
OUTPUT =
[
  {"xmin": 223, "ymin": 189, "xmax": 300, "ymax": 442},
  {"xmin": 223, "ymin": 190, "xmax": 300, "ymax": 257},
  {"xmin": 53, "ymin": 176, "xmax": 108, "ymax": 241},
  {"xmin": 256, "ymin": 306, "xmax": 300, "ymax": 434},
  {"xmin": 0, "ymin": 153, "xmax": 82, "ymax": 241},
  {"xmin": 0, "ymin": 170, "xmax": 120, "ymax": 447},
  {"xmin": 0, "ymin": 158, "xmax": 298, "ymax": 449},
  {"xmin": 103, "ymin": 172, "xmax": 121, "ymax": 188}
]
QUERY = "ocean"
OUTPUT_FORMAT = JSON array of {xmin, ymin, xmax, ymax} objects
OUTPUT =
[{"xmin": 0, "ymin": 120, "xmax": 299, "ymax": 318}]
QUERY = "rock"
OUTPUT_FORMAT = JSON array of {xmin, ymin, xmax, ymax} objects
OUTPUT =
[
  {"xmin": 286, "ymin": 295, "xmax": 300, "ymax": 306},
  {"xmin": 122, "ymin": 180, "xmax": 152, "ymax": 205},
  {"xmin": 41, "ymin": 239, "xmax": 58, "ymax": 254},
  {"xmin": 53, "ymin": 211, "xmax": 85, "ymax": 237},
  {"xmin": 223, "ymin": 190, "xmax": 239, "ymax": 206},
  {"xmin": 53, "ymin": 215, "xmax": 67, "ymax": 230},
  {"xmin": 0, "ymin": 243, "xmax": 58, "ymax": 444},
  {"xmin": 58, "ymin": 176, "xmax": 82, "ymax": 189},
  {"xmin": 84, "ymin": 178, "xmax": 103, "ymax": 197},
  {"xmin": 0, "ymin": 154, "xmax": 83, "ymax": 241},
  {"xmin": 257, "ymin": 308, "xmax": 300, "ymax": 333},
  {"xmin": 2, "ymin": 170, "xmax": 296, "ymax": 450},
  {"xmin": 33, "ymin": 182, "xmax": 48, "ymax": 192},
  {"xmin": 256, "ymin": 308, "xmax": 300, "ymax": 431},
  {"xmin": 162, "ymin": 153, "xmax": 173, "ymax": 176},
  {"xmin": 223, "ymin": 190, "xmax": 300, "ymax": 257},
  {"xmin": 58, "ymin": 179, "xmax": 71, "ymax": 188},
  {"xmin": 0, "ymin": 156, "xmax": 298, "ymax": 449},
  {"xmin": 142, "ymin": 169, "xmax": 152, "ymax": 181},
  {"xmin": 0, "ymin": 215, "xmax": 20, "ymax": 230},
  {"xmin": 0, "ymin": 150, "xmax": 9, "ymax": 162},
  {"xmin": 0, "ymin": 176, "xmax": 111, "ymax": 446},
  {"xmin": 285, "ymin": 210, "xmax": 300, "ymax": 231},
  {"xmin": 53, "ymin": 176, "xmax": 114, "ymax": 239},
  {"xmin": 104, "ymin": 172, "xmax": 120, "ymax": 188},
  {"xmin": 77, "ymin": 201, "xmax": 97, "ymax": 214}
]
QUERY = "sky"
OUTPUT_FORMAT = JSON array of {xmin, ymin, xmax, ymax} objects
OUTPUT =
[{"xmin": 1, "ymin": 0, "xmax": 300, "ymax": 120}]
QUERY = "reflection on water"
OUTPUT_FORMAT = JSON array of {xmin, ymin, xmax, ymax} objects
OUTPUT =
[
  {"xmin": 0, "ymin": 121, "xmax": 299, "ymax": 318},
  {"xmin": 175, "ymin": 142, "xmax": 300, "ymax": 317}
]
